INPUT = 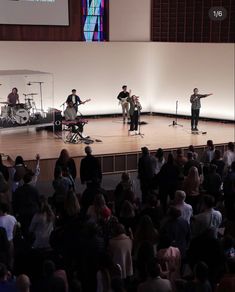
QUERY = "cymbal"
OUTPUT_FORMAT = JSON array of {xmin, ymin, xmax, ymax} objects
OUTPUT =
[{"xmin": 23, "ymin": 93, "xmax": 38, "ymax": 96}]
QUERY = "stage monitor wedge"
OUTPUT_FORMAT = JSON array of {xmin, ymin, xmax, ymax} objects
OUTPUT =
[{"xmin": 0, "ymin": 0, "xmax": 69, "ymax": 26}]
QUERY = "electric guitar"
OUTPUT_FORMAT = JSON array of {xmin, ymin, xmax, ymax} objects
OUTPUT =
[
  {"xmin": 78, "ymin": 98, "xmax": 91, "ymax": 106},
  {"xmin": 119, "ymin": 90, "xmax": 131, "ymax": 106}
]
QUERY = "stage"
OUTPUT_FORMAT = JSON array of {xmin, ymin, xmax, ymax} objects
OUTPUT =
[{"xmin": 0, "ymin": 115, "xmax": 234, "ymax": 181}]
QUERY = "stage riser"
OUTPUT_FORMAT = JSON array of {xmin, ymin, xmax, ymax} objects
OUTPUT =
[{"xmin": 25, "ymin": 143, "xmax": 229, "ymax": 182}]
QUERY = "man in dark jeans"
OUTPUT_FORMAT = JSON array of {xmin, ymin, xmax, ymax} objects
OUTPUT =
[{"xmin": 190, "ymin": 88, "xmax": 213, "ymax": 131}]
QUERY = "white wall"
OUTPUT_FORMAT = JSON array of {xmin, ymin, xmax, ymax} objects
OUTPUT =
[
  {"xmin": 109, "ymin": 0, "xmax": 151, "ymax": 41},
  {"xmin": 150, "ymin": 43, "xmax": 234, "ymax": 120},
  {"xmin": 0, "ymin": 42, "xmax": 234, "ymax": 120},
  {"xmin": 0, "ymin": 42, "xmax": 152, "ymax": 115}
]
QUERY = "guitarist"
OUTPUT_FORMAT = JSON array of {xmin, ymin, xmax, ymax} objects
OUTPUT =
[
  {"xmin": 66, "ymin": 89, "xmax": 83, "ymax": 113},
  {"xmin": 117, "ymin": 85, "xmax": 131, "ymax": 123}
]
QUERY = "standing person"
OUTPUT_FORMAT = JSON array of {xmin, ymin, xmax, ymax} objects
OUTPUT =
[
  {"xmin": 54, "ymin": 149, "xmax": 77, "ymax": 180},
  {"xmin": 80, "ymin": 146, "xmax": 102, "ymax": 186},
  {"xmin": 190, "ymin": 88, "xmax": 213, "ymax": 131},
  {"xmin": 137, "ymin": 259, "xmax": 172, "ymax": 292},
  {"xmin": 183, "ymin": 166, "xmax": 201, "ymax": 213},
  {"xmin": 66, "ymin": 89, "xmax": 83, "ymax": 113},
  {"xmin": 138, "ymin": 147, "xmax": 156, "ymax": 204},
  {"xmin": 128, "ymin": 95, "xmax": 142, "ymax": 134},
  {"xmin": 0, "ymin": 155, "xmax": 9, "ymax": 182},
  {"xmin": 7, "ymin": 87, "xmax": 19, "ymax": 106},
  {"xmin": 223, "ymin": 142, "xmax": 235, "ymax": 170},
  {"xmin": 117, "ymin": 85, "xmax": 131, "ymax": 123},
  {"xmin": 201, "ymin": 140, "xmax": 215, "ymax": 164}
]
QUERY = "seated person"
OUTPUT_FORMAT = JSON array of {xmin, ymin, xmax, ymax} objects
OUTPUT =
[{"xmin": 64, "ymin": 101, "xmax": 77, "ymax": 121}]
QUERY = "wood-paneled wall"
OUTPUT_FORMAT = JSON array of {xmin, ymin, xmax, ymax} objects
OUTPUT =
[{"xmin": 152, "ymin": 0, "xmax": 235, "ymax": 42}]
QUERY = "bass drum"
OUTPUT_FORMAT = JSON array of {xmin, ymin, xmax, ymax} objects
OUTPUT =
[
  {"xmin": 1, "ymin": 106, "xmax": 8, "ymax": 118},
  {"xmin": 13, "ymin": 108, "xmax": 29, "ymax": 125}
]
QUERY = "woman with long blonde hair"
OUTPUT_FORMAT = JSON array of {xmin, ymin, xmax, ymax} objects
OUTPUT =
[{"xmin": 183, "ymin": 166, "xmax": 201, "ymax": 213}]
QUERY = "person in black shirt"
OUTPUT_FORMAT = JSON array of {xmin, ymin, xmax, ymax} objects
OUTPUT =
[
  {"xmin": 66, "ymin": 89, "xmax": 82, "ymax": 113},
  {"xmin": 117, "ymin": 85, "xmax": 131, "ymax": 123},
  {"xmin": 80, "ymin": 146, "xmax": 102, "ymax": 186}
]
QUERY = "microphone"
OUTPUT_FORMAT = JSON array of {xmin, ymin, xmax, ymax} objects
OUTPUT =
[{"xmin": 27, "ymin": 82, "xmax": 31, "ymax": 86}]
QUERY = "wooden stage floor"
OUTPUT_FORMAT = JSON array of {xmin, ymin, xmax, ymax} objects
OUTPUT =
[{"xmin": 0, "ymin": 115, "xmax": 234, "ymax": 161}]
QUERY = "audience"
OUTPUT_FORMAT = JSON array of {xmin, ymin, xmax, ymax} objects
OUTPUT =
[
  {"xmin": 54, "ymin": 149, "xmax": 77, "ymax": 180},
  {"xmin": 223, "ymin": 142, "xmax": 235, "ymax": 170},
  {"xmin": 173, "ymin": 190, "xmax": 193, "ymax": 224},
  {"xmin": 154, "ymin": 148, "xmax": 165, "ymax": 175},
  {"xmin": 138, "ymin": 147, "xmax": 156, "ymax": 203},
  {"xmin": 0, "ymin": 141, "xmax": 234, "ymax": 292},
  {"xmin": 29, "ymin": 196, "xmax": 54, "ymax": 249},
  {"xmin": 191, "ymin": 195, "xmax": 222, "ymax": 239},
  {"xmin": 183, "ymin": 166, "xmax": 200, "ymax": 213},
  {"xmin": 80, "ymin": 146, "xmax": 102, "ymax": 187},
  {"xmin": 188, "ymin": 145, "xmax": 198, "ymax": 161},
  {"xmin": 201, "ymin": 140, "xmax": 215, "ymax": 163},
  {"xmin": 158, "ymin": 153, "xmax": 180, "ymax": 213},
  {"xmin": 108, "ymin": 223, "xmax": 133, "ymax": 280},
  {"xmin": 0, "ymin": 155, "xmax": 9, "ymax": 182},
  {"xmin": 211, "ymin": 150, "xmax": 225, "ymax": 179},
  {"xmin": 137, "ymin": 259, "xmax": 172, "ymax": 292}
]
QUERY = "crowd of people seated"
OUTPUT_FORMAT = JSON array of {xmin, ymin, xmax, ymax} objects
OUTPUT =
[{"xmin": 0, "ymin": 141, "xmax": 235, "ymax": 292}]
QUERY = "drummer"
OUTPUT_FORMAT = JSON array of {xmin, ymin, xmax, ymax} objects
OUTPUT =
[{"xmin": 7, "ymin": 87, "xmax": 19, "ymax": 106}]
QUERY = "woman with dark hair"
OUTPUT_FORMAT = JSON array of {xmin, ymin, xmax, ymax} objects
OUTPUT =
[
  {"xmin": 29, "ymin": 196, "xmax": 55, "ymax": 249},
  {"xmin": 158, "ymin": 153, "xmax": 180, "ymax": 212},
  {"xmin": 63, "ymin": 191, "xmax": 81, "ymax": 221},
  {"xmin": 201, "ymin": 140, "xmax": 215, "ymax": 163},
  {"xmin": 11, "ymin": 154, "xmax": 40, "ymax": 192},
  {"xmin": 0, "ymin": 155, "xmax": 9, "ymax": 181},
  {"xmin": 54, "ymin": 149, "xmax": 77, "ymax": 180},
  {"xmin": 134, "ymin": 215, "xmax": 159, "ymax": 255}
]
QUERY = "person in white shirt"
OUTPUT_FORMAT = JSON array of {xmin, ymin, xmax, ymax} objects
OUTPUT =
[
  {"xmin": 223, "ymin": 142, "xmax": 235, "ymax": 169},
  {"xmin": 173, "ymin": 190, "xmax": 193, "ymax": 224},
  {"xmin": 154, "ymin": 148, "xmax": 165, "ymax": 175},
  {"xmin": 29, "ymin": 196, "xmax": 54, "ymax": 249},
  {"xmin": 191, "ymin": 195, "xmax": 222, "ymax": 238},
  {"xmin": 0, "ymin": 202, "xmax": 17, "ymax": 241}
]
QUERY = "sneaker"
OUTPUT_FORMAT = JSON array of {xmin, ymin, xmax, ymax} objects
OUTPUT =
[{"xmin": 195, "ymin": 127, "xmax": 199, "ymax": 131}]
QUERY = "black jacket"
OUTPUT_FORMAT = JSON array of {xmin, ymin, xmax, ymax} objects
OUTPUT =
[{"xmin": 80, "ymin": 154, "xmax": 102, "ymax": 184}]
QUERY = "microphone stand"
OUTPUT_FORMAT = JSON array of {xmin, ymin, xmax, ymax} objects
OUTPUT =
[
  {"xmin": 169, "ymin": 100, "xmax": 183, "ymax": 127},
  {"xmin": 27, "ymin": 81, "xmax": 44, "ymax": 114},
  {"xmin": 136, "ymin": 108, "xmax": 144, "ymax": 138}
]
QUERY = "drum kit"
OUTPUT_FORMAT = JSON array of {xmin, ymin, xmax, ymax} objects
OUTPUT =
[{"xmin": 0, "ymin": 93, "xmax": 43, "ymax": 126}]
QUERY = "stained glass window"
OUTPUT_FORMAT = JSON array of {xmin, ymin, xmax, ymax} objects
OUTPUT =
[{"xmin": 82, "ymin": 0, "xmax": 108, "ymax": 42}]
